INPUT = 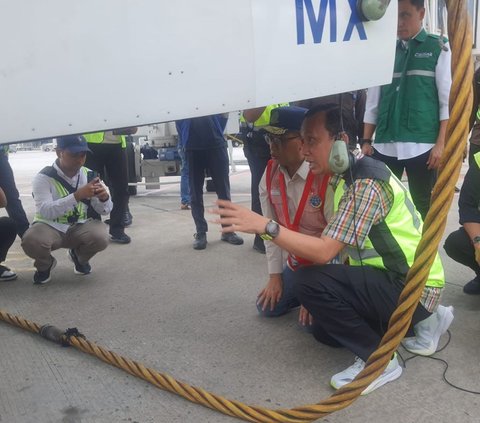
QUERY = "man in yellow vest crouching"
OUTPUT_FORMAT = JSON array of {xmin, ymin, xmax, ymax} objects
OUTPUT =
[
  {"xmin": 22, "ymin": 136, "xmax": 112, "ymax": 284},
  {"xmin": 213, "ymin": 104, "xmax": 453, "ymax": 394}
]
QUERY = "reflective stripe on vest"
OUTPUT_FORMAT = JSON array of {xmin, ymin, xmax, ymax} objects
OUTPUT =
[
  {"xmin": 475, "ymin": 151, "xmax": 480, "ymax": 168},
  {"xmin": 240, "ymin": 104, "xmax": 289, "ymax": 129},
  {"xmin": 84, "ymin": 132, "xmax": 126, "ymax": 148},
  {"xmin": 34, "ymin": 168, "xmax": 88, "ymax": 225},
  {"xmin": 334, "ymin": 173, "xmax": 444, "ymax": 288}
]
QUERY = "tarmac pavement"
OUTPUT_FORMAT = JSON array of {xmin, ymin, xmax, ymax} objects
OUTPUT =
[{"xmin": 0, "ymin": 150, "xmax": 479, "ymax": 423}]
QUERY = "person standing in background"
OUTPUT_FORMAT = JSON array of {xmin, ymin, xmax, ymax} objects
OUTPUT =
[
  {"xmin": 176, "ymin": 114, "xmax": 243, "ymax": 250},
  {"xmin": 361, "ymin": 0, "xmax": 451, "ymax": 220},
  {"xmin": 84, "ymin": 128, "xmax": 137, "ymax": 244},
  {"xmin": 240, "ymin": 104, "xmax": 288, "ymax": 253}
]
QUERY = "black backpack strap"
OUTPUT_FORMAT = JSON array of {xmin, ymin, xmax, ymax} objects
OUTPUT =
[{"xmin": 40, "ymin": 166, "xmax": 91, "ymax": 208}]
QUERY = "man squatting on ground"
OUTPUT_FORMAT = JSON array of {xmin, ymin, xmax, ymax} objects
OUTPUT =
[
  {"xmin": 21, "ymin": 136, "xmax": 112, "ymax": 285},
  {"xmin": 213, "ymin": 104, "xmax": 454, "ymax": 394},
  {"xmin": 444, "ymin": 150, "xmax": 480, "ymax": 295},
  {"xmin": 256, "ymin": 106, "xmax": 341, "ymax": 331}
]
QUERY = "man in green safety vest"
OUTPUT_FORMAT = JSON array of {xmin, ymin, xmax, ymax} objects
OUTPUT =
[
  {"xmin": 361, "ymin": 0, "xmax": 451, "ymax": 221},
  {"xmin": 21, "ymin": 136, "xmax": 112, "ymax": 285},
  {"xmin": 212, "ymin": 104, "xmax": 453, "ymax": 394}
]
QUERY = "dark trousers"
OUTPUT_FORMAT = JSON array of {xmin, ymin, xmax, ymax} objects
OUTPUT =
[
  {"xmin": 85, "ymin": 143, "xmax": 129, "ymax": 236},
  {"xmin": 243, "ymin": 137, "xmax": 271, "ymax": 248},
  {"xmin": 293, "ymin": 264, "xmax": 431, "ymax": 361},
  {"xmin": 373, "ymin": 149, "xmax": 435, "ymax": 221},
  {"xmin": 0, "ymin": 153, "xmax": 30, "ymax": 237},
  {"xmin": 0, "ymin": 217, "xmax": 17, "ymax": 262},
  {"xmin": 444, "ymin": 227, "xmax": 480, "ymax": 278},
  {"xmin": 187, "ymin": 146, "xmax": 230, "ymax": 233}
]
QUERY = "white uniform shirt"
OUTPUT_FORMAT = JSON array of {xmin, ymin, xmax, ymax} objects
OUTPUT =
[
  {"xmin": 259, "ymin": 161, "xmax": 311, "ymax": 275},
  {"xmin": 32, "ymin": 161, "xmax": 113, "ymax": 233}
]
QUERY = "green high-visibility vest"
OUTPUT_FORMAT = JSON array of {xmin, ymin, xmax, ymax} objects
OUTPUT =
[
  {"xmin": 375, "ymin": 29, "xmax": 445, "ymax": 145},
  {"xmin": 474, "ymin": 151, "xmax": 480, "ymax": 168},
  {"xmin": 34, "ymin": 168, "xmax": 89, "ymax": 225},
  {"xmin": 240, "ymin": 104, "xmax": 289, "ymax": 128},
  {"xmin": 333, "ymin": 159, "xmax": 444, "ymax": 288},
  {"xmin": 84, "ymin": 132, "xmax": 126, "ymax": 149}
]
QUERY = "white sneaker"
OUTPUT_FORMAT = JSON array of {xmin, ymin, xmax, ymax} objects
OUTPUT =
[
  {"xmin": 330, "ymin": 354, "xmax": 402, "ymax": 395},
  {"xmin": 403, "ymin": 305, "xmax": 454, "ymax": 356}
]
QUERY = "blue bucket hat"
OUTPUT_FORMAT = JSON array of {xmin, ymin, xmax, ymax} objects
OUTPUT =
[
  {"xmin": 264, "ymin": 106, "xmax": 308, "ymax": 135},
  {"xmin": 56, "ymin": 135, "xmax": 92, "ymax": 153}
]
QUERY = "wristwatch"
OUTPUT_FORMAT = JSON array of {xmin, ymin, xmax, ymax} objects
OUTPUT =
[
  {"xmin": 359, "ymin": 138, "xmax": 372, "ymax": 147},
  {"xmin": 260, "ymin": 220, "xmax": 280, "ymax": 241},
  {"xmin": 472, "ymin": 236, "xmax": 480, "ymax": 245}
]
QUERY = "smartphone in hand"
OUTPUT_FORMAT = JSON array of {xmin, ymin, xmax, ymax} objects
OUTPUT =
[{"xmin": 87, "ymin": 170, "xmax": 98, "ymax": 183}]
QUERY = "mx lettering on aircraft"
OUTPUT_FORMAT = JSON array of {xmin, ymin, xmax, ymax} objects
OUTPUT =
[{"xmin": 296, "ymin": 0, "xmax": 367, "ymax": 44}]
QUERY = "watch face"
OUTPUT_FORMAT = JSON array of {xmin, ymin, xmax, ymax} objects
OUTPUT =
[{"xmin": 266, "ymin": 220, "xmax": 280, "ymax": 238}]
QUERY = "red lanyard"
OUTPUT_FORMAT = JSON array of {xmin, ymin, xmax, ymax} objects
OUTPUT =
[
  {"xmin": 278, "ymin": 171, "xmax": 314, "ymax": 231},
  {"xmin": 278, "ymin": 171, "xmax": 330, "ymax": 231}
]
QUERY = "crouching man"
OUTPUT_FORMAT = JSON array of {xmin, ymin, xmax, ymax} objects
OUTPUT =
[
  {"xmin": 213, "ymin": 104, "xmax": 453, "ymax": 394},
  {"xmin": 22, "ymin": 136, "xmax": 112, "ymax": 284}
]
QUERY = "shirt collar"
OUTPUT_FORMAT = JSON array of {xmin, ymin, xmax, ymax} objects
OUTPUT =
[
  {"xmin": 279, "ymin": 160, "xmax": 310, "ymax": 181},
  {"xmin": 53, "ymin": 160, "xmax": 81, "ymax": 183},
  {"xmin": 398, "ymin": 27, "xmax": 426, "ymax": 49}
]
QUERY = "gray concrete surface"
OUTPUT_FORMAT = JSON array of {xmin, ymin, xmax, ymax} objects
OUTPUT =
[{"xmin": 0, "ymin": 151, "xmax": 479, "ymax": 423}]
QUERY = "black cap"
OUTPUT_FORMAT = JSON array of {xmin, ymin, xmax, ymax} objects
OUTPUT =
[
  {"xmin": 56, "ymin": 135, "xmax": 92, "ymax": 153},
  {"xmin": 264, "ymin": 106, "xmax": 308, "ymax": 135}
]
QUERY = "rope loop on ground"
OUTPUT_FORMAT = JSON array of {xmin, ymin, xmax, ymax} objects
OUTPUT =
[{"xmin": 0, "ymin": 1, "xmax": 473, "ymax": 421}]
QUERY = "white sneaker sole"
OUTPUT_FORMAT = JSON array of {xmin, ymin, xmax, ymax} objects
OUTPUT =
[
  {"xmin": 361, "ymin": 365, "xmax": 403, "ymax": 395},
  {"xmin": 67, "ymin": 251, "xmax": 91, "ymax": 275},
  {"xmin": 404, "ymin": 306, "xmax": 454, "ymax": 356}
]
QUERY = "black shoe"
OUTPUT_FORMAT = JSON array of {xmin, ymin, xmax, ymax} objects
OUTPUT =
[
  {"xmin": 221, "ymin": 232, "xmax": 244, "ymax": 245},
  {"xmin": 0, "ymin": 264, "xmax": 17, "ymax": 281},
  {"xmin": 68, "ymin": 249, "xmax": 91, "ymax": 275},
  {"xmin": 193, "ymin": 232, "xmax": 207, "ymax": 250},
  {"xmin": 33, "ymin": 257, "xmax": 57, "ymax": 284},
  {"xmin": 463, "ymin": 276, "xmax": 480, "ymax": 295},
  {"xmin": 124, "ymin": 211, "xmax": 133, "ymax": 227},
  {"xmin": 110, "ymin": 233, "xmax": 131, "ymax": 244}
]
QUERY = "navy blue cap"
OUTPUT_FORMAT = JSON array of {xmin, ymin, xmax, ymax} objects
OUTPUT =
[
  {"xmin": 264, "ymin": 106, "xmax": 308, "ymax": 135},
  {"xmin": 56, "ymin": 135, "xmax": 91, "ymax": 153}
]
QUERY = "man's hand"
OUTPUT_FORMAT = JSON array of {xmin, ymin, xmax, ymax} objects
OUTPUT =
[
  {"xmin": 74, "ymin": 180, "xmax": 97, "ymax": 201},
  {"xmin": 74, "ymin": 179, "xmax": 109, "ymax": 202},
  {"xmin": 361, "ymin": 143, "xmax": 374, "ymax": 156},
  {"xmin": 298, "ymin": 306, "xmax": 313, "ymax": 327},
  {"xmin": 257, "ymin": 274, "xmax": 283, "ymax": 312},
  {"xmin": 211, "ymin": 200, "xmax": 269, "ymax": 235},
  {"xmin": 92, "ymin": 181, "xmax": 109, "ymax": 202},
  {"xmin": 427, "ymin": 143, "xmax": 444, "ymax": 170}
]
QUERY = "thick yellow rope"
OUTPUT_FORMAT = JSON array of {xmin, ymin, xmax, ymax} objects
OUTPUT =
[{"xmin": 0, "ymin": 1, "xmax": 472, "ymax": 421}]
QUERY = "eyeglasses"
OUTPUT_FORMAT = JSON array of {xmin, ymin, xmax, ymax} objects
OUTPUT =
[{"xmin": 265, "ymin": 134, "xmax": 301, "ymax": 145}]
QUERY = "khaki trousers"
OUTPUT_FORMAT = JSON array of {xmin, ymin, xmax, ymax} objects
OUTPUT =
[{"xmin": 21, "ymin": 220, "xmax": 109, "ymax": 271}]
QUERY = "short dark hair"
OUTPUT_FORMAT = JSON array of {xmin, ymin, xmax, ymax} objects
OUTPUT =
[
  {"xmin": 400, "ymin": 0, "xmax": 424, "ymax": 9},
  {"xmin": 304, "ymin": 103, "xmax": 356, "ymax": 139}
]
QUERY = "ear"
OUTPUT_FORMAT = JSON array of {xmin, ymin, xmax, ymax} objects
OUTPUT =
[{"xmin": 419, "ymin": 7, "xmax": 426, "ymax": 20}]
